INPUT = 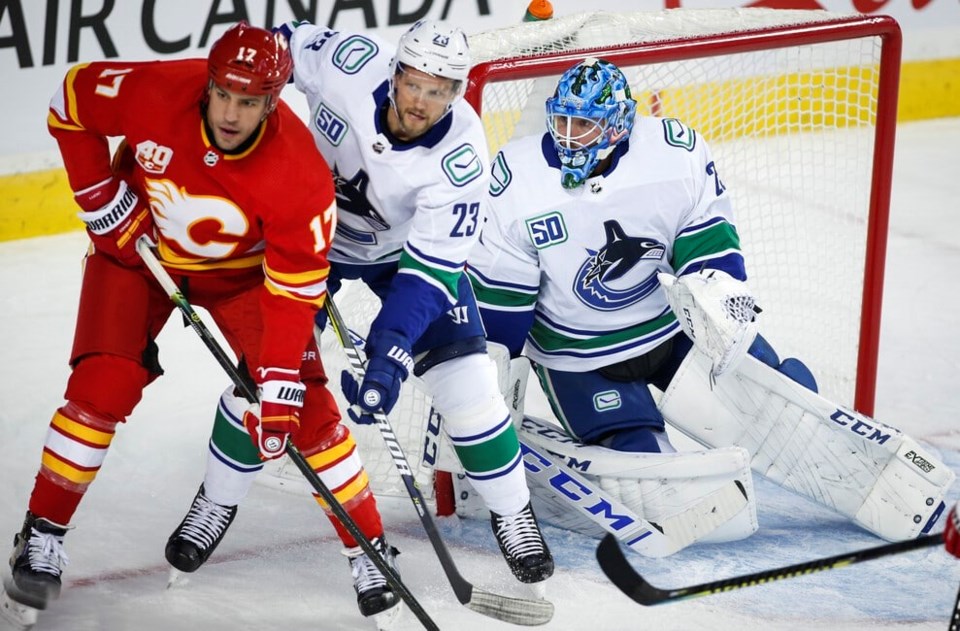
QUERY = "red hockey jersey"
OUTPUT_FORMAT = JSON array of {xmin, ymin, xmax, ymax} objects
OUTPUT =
[{"xmin": 48, "ymin": 58, "xmax": 336, "ymax": 370}]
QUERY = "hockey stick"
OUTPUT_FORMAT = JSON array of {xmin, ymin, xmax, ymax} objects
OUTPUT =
[
  {"xmin": 950, "ymin": 582, "xmax": 960, "ymax": 631},
  {"xmin": 135, "ymin": 238, "xmax": 439, "ymax": 631},
  {"xmin": 325, "ymin": 298, "xmax": 555, "ymax": 627},
  {"xmin": 596, "ymin": 529, "xmax": 944, "ymax": 606}
]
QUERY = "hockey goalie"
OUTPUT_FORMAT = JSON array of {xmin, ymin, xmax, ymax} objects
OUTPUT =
[{"xmin": 463, "ymin": 57, "xmax": 952, "ymax": 555}]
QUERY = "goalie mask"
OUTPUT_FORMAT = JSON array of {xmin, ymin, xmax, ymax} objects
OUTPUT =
[
  {"xmin": 545, "ymin": 58, "xmax": 637, "ymax": 189},
  {"xmin": 389, "ymin": 19, "xmax": 470, "ymax": 116}
]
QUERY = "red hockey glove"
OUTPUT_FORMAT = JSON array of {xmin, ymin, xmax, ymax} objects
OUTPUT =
[
  {"xmin": 945, "ymin": 503, "xmax": 960, "ymax": 559},
  {"xmin": 242, "ymin": 367, "xmax": 305, "ymax": 460},
  {"xmin": 75, "ymin": 177, "xmax": 155, "ymax": 266}
]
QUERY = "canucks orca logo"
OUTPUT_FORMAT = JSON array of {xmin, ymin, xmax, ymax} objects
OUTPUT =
[
  {"xmin": 333, "ymin": 165, "xmax": 389, "ymax": 231},
  {"xmin": 573, "ymin": 220, "xmax": 665, "ymax": 311}
]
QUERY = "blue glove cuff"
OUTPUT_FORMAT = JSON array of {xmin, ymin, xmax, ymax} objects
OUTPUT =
[{"xmin": 367, "ymin": 329, "xmax": 414, "ymax": 380}]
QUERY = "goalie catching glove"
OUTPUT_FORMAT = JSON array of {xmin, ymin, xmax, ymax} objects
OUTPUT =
[
  {"xmin": 75, "ymin": 177, "xmax": 155, "ymax": 266},
  {"xmin": 658, "ymin": 269, "xmax": 760, "ymax": 377},
  {"xmin": 243, "ymin": 367, "xmax": 305, "ymax": 460}
]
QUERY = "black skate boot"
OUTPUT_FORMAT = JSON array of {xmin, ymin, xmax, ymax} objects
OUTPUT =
[
  {"xmin": 491, "ymin": 501, "xmax": 554, "ymax": 584},
  {"xmin": 165, "ymin": 485, "xmax": 237, "ymax": 573},
  {"xmin": 6, "ymin": 512, "xmax": 70, "ymax": 610},
  {"xmin": 344, "ymin": 536, "xmax": 401, "ymax": 618}
]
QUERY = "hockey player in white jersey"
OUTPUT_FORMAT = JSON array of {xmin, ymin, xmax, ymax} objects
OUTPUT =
[
  {"xmin": 286, "ymin": 15, "xmax": 553, "ymax": 589},
  {"xmin": 164, "ymin": 19, "xmax": 554, "ymax": 619},
  {"xmin": 468, "ymin": 58, "xmax": 952, "ymax": 546}
]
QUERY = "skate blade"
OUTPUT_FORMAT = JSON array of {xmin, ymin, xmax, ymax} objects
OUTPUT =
[
  {"xmin": 526, "ymin": 579, "xmax": 548, "ymax": 601},
  {"xmin": 166, "ymin": 568, "xmax": 189, "ymax": 589},
  {"xmin": 372, "ymin": 601, "xmax": 404, "ymax": 631},
  {"xmin": 0, "ymin": 585, "xmax": 38, "ymax": 630}
]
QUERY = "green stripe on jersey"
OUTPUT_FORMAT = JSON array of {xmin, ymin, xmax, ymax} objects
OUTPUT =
[
  {"xmin": 530, "ymin": 311, "xmax": 677, "ymax": 353},
  {"xmin": 468, "ymin": 272, "xmax": 537, "ymax": 309},
  {"xmin": 399, "ymin": 249, "xmax": 461, "ymax": 301},
  {"xmin": 671, "ymin": 221, "xmax": 741, "ymax": 272}
]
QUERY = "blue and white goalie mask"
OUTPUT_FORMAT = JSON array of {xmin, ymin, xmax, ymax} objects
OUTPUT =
[{"xmin": 545, "ymin": 58, "xmax": 637, "ymax": 189}]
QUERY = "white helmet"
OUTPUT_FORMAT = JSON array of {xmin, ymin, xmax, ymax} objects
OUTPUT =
[{"xmin": 391, "ymin": 19, "xmax": 470, "ymax": 107}]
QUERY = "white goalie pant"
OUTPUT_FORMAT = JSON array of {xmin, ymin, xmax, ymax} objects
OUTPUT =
[{"xmin": 659, "ymin": 348, "xmax": 955, "ymax": 541}]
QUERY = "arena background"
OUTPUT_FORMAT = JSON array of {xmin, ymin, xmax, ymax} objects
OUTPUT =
[{"xmin": 1, "ymin": 0, "xmax": 957, "ymax": 241}]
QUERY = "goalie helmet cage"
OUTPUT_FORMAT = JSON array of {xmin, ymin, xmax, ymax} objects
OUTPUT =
[{"xmin": 273, "ymin": 9, "xmax": 901, "ymax": 515}]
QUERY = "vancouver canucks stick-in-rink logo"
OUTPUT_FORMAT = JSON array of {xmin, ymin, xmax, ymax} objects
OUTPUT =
[{"xmin": 573, "ymin": 220, "xmax": 665, "ymax": 311}]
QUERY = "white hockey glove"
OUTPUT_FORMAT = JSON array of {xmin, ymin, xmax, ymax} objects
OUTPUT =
[{"xmin": 658, "ymin": 269, "xmax": 759, "ymax": 377}]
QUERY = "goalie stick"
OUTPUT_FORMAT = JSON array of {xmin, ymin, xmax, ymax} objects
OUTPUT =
[
  {"xmin": 325, "ymin": 298, "xmax": 555, "ymax": 627},
  {"xmin": 135, "ymin": 237, "xmax": 439, "ymax": 631},
  {"xmin": 596, "ymin": 530, "xmax": 944, "ymax": 606}
]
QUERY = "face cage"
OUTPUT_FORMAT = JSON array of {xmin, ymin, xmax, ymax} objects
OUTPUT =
[{"xmin": 547, "ymin": 113, "xmax": 615, "ymax": 188}]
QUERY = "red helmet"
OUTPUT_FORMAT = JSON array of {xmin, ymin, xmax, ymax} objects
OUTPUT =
[{"xmin": 207, "ymin": 21, "xmax": 292, "ymax": 105}]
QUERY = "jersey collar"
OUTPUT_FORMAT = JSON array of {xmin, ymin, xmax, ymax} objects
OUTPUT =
[{"xmin": 373, "ymin": 80, "xmax": 453, "ymax": 151}]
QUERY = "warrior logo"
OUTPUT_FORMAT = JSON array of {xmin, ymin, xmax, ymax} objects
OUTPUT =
[{"xmin": 573, "ymin": 220, "xmax": 665, "ymax": 311}]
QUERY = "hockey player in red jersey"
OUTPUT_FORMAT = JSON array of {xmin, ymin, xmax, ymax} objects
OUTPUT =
[{"xmin": 3, "ymin": 22, "xmax": 398, "ymax": 623}]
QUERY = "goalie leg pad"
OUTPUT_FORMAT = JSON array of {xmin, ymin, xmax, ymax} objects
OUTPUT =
[
  {"xmin": 660, "ymin": 348, "xmax": 955, "ymax": 540},
  {"xmin": 519, "ymin": 415, "xmax": 758, "ymax": 546}
]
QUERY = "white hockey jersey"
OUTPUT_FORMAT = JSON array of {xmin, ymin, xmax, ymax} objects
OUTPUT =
[
  {"xmin": 288, "ymin": 25, "xmax": 489, "ymax": 305},
  {"xmin": 468, "ymin": 119, "xmax": 744, "ymax": 372}
]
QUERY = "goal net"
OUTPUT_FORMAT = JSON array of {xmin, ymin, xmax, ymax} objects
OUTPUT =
[{"xmin": 263, "ymin": 8, "xmax": 902, "ymax": 507}]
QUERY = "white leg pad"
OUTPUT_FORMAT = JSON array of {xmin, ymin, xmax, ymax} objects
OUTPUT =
[
  {"xmin": 660, "ymin": 348, "xmax": 955, "ymax": 540},
  {"xmin": 519, "ymin": 415, "xmax": 758, "ymax": 545}
]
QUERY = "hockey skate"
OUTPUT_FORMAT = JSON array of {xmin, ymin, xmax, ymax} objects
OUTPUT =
[
  {"xmin": 491, "ymin": 501, "xmax": 554, "ymax": 592},
  {"xmin": 344, "ymin": 536, "xmax": 402, "ymax": 628},
  {"xmin": 164, "ymin": 485, "xmax": 237, "ymax": 575},
  {"xmin": 0, "ymin": 584, "xmax": 39, "ymax": 631},
  {"xmin": 5, "ymin": 512, "xmax": 69, "ymax": 612}
]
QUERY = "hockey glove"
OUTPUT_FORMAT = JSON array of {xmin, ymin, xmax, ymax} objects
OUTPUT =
[
  {"xmin": 945, "ymin": 503, "xmax": 960, "ymax": 559},
  {"xmin": 272, "ymin": 21, "xmax": 308, "ymax": 53},
  {"xmin": 355, "ymin": 330, "xmax": 414, "ymax": 416},
  {"xmin": 242, "ymin": 367, "xmax": 305, "ymax": 460},
  {"xmin": 339, "ymin": 370, "xmax": 375, "ymax": 425},
  {"xmin": 75, "ymin": 177, "xmax": 155, "ymax": 267}
]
